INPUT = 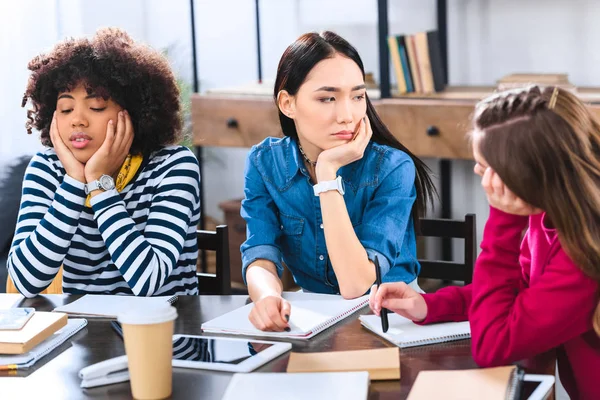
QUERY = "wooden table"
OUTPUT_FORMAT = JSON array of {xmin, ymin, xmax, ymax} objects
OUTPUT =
[{"xmin": 0, "ymin": 294, "xmax": 478, "ymax": 399}]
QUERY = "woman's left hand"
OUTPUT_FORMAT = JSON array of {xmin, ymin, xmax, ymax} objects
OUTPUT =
[
  {"xmin": 481, "ymin": 167, "xmax": 542, "ymax": 216},
  {"xmin": 315, "ymin": 115, "xmax": 373, "ymax": 182},
  {"xmin": 85, "ymin": 110, "xmax": 134, "ymax": 184}
]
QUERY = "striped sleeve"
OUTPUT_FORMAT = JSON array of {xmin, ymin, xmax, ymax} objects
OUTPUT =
[
  {"xmin": 7, "ymin": 153, "xmax": 86, "ymax": 297},
  {"xmin": 90, "ymin": 149, "xmax": 200, "ymax": 296}
]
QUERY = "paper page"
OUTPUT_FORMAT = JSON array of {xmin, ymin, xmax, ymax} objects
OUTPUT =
[
  {"xmin": 222, "ymin": 372, "xmax": 370, "ymax": 400},
  {"xmin": 52, "ymin": 295, "xmax": 175, "ymax": 318}
]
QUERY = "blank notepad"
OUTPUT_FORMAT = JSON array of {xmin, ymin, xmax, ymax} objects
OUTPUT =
[
  {"xmin": 222, "ymin": 372, "xmax": 370, "ymax": 400},
  {"xmin": 359, "ymin": 313, "xmax": 470, "ymax": 348},
  {"xmin": 201, "ymin": 294, "xmax": 369, "ymax": 340}
]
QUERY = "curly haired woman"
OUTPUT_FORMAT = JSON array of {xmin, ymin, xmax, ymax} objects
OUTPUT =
[{"xmin": 7, "ymin": 28, "xmax": 200, "ymax": 297}]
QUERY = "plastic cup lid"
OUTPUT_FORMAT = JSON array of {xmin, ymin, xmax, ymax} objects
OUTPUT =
[{"xmin": 117, "ymin": 303, "xmax": 178, "ymax": 325}]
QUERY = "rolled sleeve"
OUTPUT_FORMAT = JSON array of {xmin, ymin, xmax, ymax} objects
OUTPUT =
[
  {"xmin": 365, "ymin": 248, "xmax": 391, "ymax": 277},
  {"xmin": 240, "ymin": 149, "xmax": 284, "ymax": 284},
  {"xmin": 241, "ymin": 244, "xmax": 284, "ymax": 284}
]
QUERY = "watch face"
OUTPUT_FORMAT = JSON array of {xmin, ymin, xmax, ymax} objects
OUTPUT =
[{"xmin": 99, "ymin": 175, "xmax": 115, "ymax": 190}]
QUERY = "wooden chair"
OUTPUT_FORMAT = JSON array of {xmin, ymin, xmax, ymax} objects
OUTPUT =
[
  {"xmin": 197, "ymin": 225, "xmax": 232, "ymax": 295},
  {"xmin": 6, "ymin": 266, "xmax": 64, "ymax": 294},
  {"xmin": 417, "ymin": 214, "xmax": 477, "ymax": 285}
]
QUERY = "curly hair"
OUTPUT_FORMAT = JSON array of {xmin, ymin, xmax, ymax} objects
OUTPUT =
[{"xmin": 22, "ymin": 27, "xmax": 182, "ymax": 156}]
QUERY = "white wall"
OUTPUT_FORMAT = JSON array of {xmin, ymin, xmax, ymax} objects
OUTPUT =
[{"xmin": 2, "ymin": 0, "xmax": 599, "ymax": 262}]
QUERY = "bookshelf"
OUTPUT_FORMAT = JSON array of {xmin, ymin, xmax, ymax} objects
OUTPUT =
[{"xmin": 190, "ymin": 0, "xmax": 600, "ymax": 266}]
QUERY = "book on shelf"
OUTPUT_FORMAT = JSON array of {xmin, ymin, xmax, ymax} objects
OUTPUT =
[
  {"xmin": 497, "ymin": 73, "xmax": 576, "ymax": 92},
  {"xmin": 388, "ymin": 30, "xmax": 446, "ymax": 95}
]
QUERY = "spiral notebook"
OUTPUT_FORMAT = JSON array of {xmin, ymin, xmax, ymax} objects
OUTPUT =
[
  {"xmin": 0, "ymin": 318, "xmax": 87, "ymax": 369},
  {"xmin": 201, "ymin": 293, "xmax": 369, "ymax": 340},
  {"xmin": 52, "ymin": 295, "xmax": 178, "ymax": 318},
  {"xmin": 359, "ymin": 313, "xmax": 470, "ymax": 348}
]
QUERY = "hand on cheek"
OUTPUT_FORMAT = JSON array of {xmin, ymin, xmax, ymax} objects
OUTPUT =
[
  {"xmin": 316, "ymin": 116, "xmax": 373, "ymax": 182},
  {"xmin": 481, "ymin": 168, "xmax": 541, "ymax": 216},
  {"xmin": 473, "ymin": 163, "xmax": 486, "ymax": 177},
  {"xmin": 84, "ymin": 110, "xmax": 134, "ymax": 187}
]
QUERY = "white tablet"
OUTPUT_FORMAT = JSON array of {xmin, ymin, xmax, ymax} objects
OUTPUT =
[
  {"xmin": 523, "ymin": 374, "xmax": 555, "ymax": 400},
  {"xmin": 171, "ymin": 334, "xmax": 292, "ymax": 373}
]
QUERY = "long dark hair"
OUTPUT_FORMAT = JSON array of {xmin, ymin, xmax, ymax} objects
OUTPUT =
[
  {"xmin": 274, "ymin": 31, "xmax": 437, "ymax": 223},
  {"xmin": 474, "ymin": 85, "xmax": 600, "ymax": 336}
]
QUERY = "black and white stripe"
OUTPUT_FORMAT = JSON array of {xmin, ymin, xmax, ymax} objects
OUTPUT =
[{"xmin": 7, "ymin": 146, "xmax": 200, "ymax": 297}]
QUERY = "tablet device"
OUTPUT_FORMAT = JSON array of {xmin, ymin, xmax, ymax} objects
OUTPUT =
[
  {"xmin": 171, "ymin": 334, "xmax": 292, "ymax": 372},
  {"xmin": 521, "ymin": 374, "xmax": 555, "ymax": 400},
  {"xmin": 0, "ymin": 308, "xmax": 35, "ymax": 330}
]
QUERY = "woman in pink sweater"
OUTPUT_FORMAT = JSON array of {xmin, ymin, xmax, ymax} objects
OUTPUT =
[{"xmin": 370, "ymin": 86, "xmax": 600, "ymax": 399}]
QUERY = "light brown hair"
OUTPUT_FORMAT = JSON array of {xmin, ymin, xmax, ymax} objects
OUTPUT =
[{"xmin": 474, "ymin": 85, "xmax": 600, "ymax": 336}]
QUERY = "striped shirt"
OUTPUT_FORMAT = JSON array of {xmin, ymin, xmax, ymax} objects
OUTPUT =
[{"xmin": 7, "ymin": 145, "xmax": 200, "ymax": 297}]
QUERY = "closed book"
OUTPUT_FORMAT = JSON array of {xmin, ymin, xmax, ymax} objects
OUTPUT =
[
  {"xmin": 426, "ymin": 31, "xmax": 446, "ymax": 92},
  {"xmin": 286, "ymin": 348, "xmax": 400, "ymax": 380},
  {"xmin": 405, "ymin": 35, "xmax": 423, "ymax": 93},
  {"xmin": 0, "ymin": 312, "xmax": 67, "ymax": 354},
  {"xmin": 397, "ymin": 35, "xmax": 414, "ymax": 93},
  {"xmin": 414, "ymin": 32, "xmax": 435, "ymax": 94},
  {"xmin": 387, "ymin": 36, "xmax": 407, "ymax": 94},
  {"xmin": 407, "ymin": 366, "xmax": 525, "ymax": 400}
]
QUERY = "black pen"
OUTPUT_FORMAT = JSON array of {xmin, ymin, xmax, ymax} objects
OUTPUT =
[
  {"xmin": 374, "ymin": 256, "xmax": 389, "ymax": 333},
  {"xmin": 111, "ymin": 320, "xmax": 124, "ymax": 340}
]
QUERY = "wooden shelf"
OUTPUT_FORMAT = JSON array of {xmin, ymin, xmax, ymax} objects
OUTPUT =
[{"xmin": 192, "ymin": 85, "xmax": 600, "ymax": 160}]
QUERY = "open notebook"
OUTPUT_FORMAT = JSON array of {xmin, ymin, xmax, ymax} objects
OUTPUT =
[
  {"xmin": 201, "ymin": 293, "xmax": 369, "ymax": 340},
  {"xmin": 52, "ymin": 295, "xmax": 178, "ymax": 318},
  {"xmin": 359, "ymin": 313, "xmax": 470, "ymax": 348}
]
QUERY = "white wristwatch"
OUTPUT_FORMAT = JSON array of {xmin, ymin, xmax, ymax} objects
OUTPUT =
[
  {"xmin": 313, "ymin": 176, "xmax": 345, "ymax": 196},
  {"xmin": 85, "ymin": 174, "xmax": 116, "ymax": 195}
]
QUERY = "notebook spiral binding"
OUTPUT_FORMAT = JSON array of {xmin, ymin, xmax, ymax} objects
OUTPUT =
[
  {"xmin": 405, "ymin": 332, "xmax": 471, "ymax": 347},
  {"xmin": 506, "ymin": 367, "xmax": 526, "ymax": 400},
  {"xmin": 312, "ymin": 299, "xmax": 369, "ymax": 335}
]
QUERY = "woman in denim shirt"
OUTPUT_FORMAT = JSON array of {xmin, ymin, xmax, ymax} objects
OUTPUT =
[{"xmin": 242, "ymin": 31, "xmax": 436, "ymax": 332}]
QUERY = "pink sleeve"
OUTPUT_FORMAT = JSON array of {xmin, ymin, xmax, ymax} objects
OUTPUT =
[
  {"xmin": 418, "ymin": 285, "xmax": 472, "ymax": 324},
  {"xmin": 469, "ymin": 207, "xmax": 599, "ymax": 367}
]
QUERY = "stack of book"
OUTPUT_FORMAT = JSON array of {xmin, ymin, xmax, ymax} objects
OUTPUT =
[
  {"xmin": 496, "ymin": 73, "xmax": 576, "ymax": 92},
  {"xmin": 387, "ymin": 31, "xmax": 446, "ymax": 95}
]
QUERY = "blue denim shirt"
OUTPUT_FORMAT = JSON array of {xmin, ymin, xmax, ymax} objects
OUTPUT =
[{"xmin": 241, "ymin": 136, "xmax": 420, "ymax": 294}]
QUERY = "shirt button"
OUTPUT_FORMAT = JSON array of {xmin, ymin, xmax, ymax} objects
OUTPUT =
[
  {"xmin": 319, "ymin": 255, "xmax": 324, "ymax": 261},
  {"xmin": 280, "ymin": 225, "xmax": 283, "ymax": 230},
  {"xmin": 320, "ymin": 224, "xmax": 324, "ymax": 229}
]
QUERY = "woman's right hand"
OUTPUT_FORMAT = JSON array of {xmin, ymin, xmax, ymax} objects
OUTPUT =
[
  {"xmin": 248, "ymin": 294, "xmax": 291, "ymax": 332},
  {"xmin": 49, "ymin": 112, "xmax": 85, "ymax": 183},
  {"xmin": 369, "ymin": 282, "xmax": 428, "ymax": 322}
]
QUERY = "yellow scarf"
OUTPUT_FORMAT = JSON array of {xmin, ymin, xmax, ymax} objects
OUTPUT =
[{"xmin": 85, "ymin": 154, "xmax": 143, "ymax": 207}]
